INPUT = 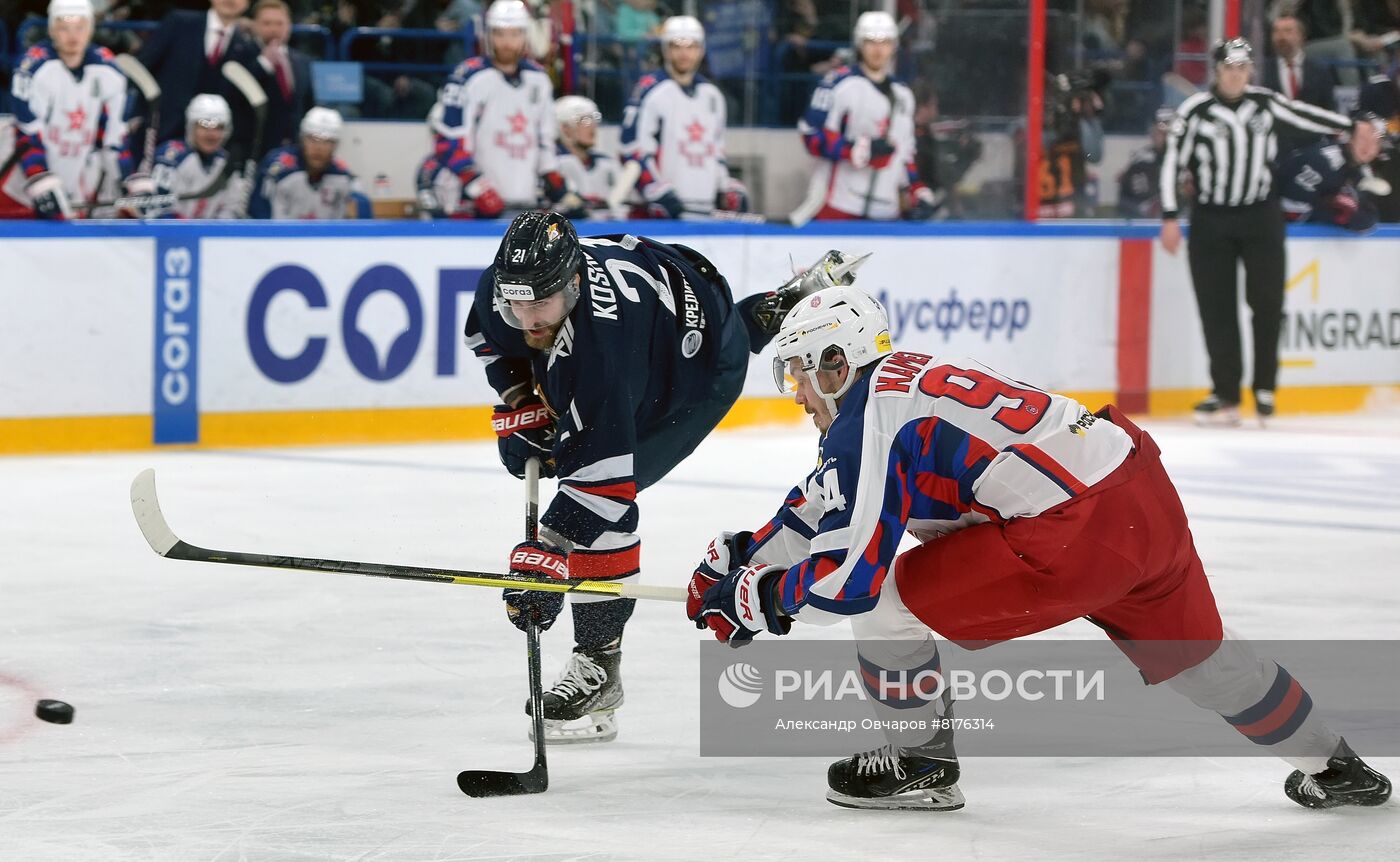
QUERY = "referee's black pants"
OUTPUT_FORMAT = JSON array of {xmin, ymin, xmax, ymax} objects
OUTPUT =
[{"xmin": 1186, "ymin": 200, "xmax": 1286, "ymax": 404}]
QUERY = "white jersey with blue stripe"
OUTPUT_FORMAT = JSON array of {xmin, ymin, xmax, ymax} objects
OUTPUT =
[{"xmin": 745, "ymin": 353, "xmax": 1133, "ymax": 625}]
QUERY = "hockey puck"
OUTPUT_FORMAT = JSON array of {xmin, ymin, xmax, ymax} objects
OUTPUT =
[{"xmin": 35, "ymin": 699, "xmax": 74, "ymax": 724}]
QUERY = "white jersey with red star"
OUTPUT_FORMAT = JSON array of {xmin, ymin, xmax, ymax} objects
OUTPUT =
[
  {"xmin": 740, "ymin": 353, "xmax": 1133, "ymax": 624},
  {"xmin": 434, "ymin": 56, "xmax": 559, "ymax": 205},
  {"xmin": 5, "ymin": 41, "xmax": 131, "ymax": 207},
  {"xmin": 798, "ymin": 66, "xmax": 919, "ymax": 220},
  {"xmin": 619, "ymin": 70, "xmax": 729, "ymax": 209}
]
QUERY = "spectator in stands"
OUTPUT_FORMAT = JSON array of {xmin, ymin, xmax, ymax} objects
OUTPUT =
[
  {"xmin": 250, "ymin": 0, "xmax": 315, "ymax": 158},
  {"xmin": 136, "ymin": 0, "xmax": 260, "ymax": 144},
  {"xmin": 1349, "ymin": 0, "xmax": 1400, "ymax": 64},
  {"xmin": 335, "ymin": 0, "xmax": 437, "ymax": 119},
  {"xmin": 1293, "ymin": 0, "xmax": 1363, "ymax": 86},
  {"xmin": 1173, "ymin": 5, "xmax": 1210, "ymax": 86},
  {"xmin": 1358, "ymin": 61, "xmax": 1400, "ymax": 220},
  {"xmin": 1117, "ymin": 106, "xmax": 1173, "ymax": 219},
  {"xmin": 615, "ymin": 0, "xmax": 659, "ymax": 41},
  {"xmin": 250, "ymin": 105, "xmax": 369, "ymax": 217},
  {"xmin": 775, "ymin": 0, "xmax": 850, "ymax": 125}
]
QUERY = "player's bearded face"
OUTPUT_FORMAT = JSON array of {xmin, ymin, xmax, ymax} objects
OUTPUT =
[
  {"xmin": 510, "ymin": 288, "xmax": 571, "ymax": 349},
  {"xmin": 302, "ymin": 137, "xmax": 336, "ymax": 171},
  {"xmin": 491, "ymin": 28, "xmax": 527, "ymax": 66},
  {"xmin": 859, "ymin": 38, "xmax": 895, "ymax": 74},
  {"xmin": 49, "ymin": 17, "xmax": 93, "ymax": 58},
  {"xmin": 665, "ymin": 42, "xmax": 703, "ymax": 76},
  {"xmin": 787, "ymin": 359, "xmax": 839, "ymax": 433}
]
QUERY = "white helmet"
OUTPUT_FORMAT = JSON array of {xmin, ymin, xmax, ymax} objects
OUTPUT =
[
  {"xmin": 555, "ymin": 95, "xmax": 601, "ymax": 129},
  {"xmin": 300, "ymin": 106, "xmax": 343, "ymax": 141},
  {"xmin": 772, "ymin": 286, "xmax": 892, "ymax": 415},
  {"xmin": 662, "ymin": 15, "xmax": 705, "ymax": 46},
  {"xmin": 854, "ymin": 10, "xmax": 899, "ymax": 43},
  {"xmin": 48, "ymin": 0, "xmax": 93, "ymax": 21},
  {"xmin": 186, "ymin": 94, "xmax": 232, "ymax": 146},
  {"xmin": 486, "ymin": 0, "xmax": 531, "ymax": 31}
]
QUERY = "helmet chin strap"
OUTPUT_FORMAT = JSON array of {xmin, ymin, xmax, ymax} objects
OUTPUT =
[{"xmin": 813, "ymin": 358, "xmax": 857, "ymax": 419}]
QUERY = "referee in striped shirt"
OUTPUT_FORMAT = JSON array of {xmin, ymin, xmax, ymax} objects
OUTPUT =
[{"xmin": 1160, "ymin": 37, "xmax": 1360, "ymax": 425}]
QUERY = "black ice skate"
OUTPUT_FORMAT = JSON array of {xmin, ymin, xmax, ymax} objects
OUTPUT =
[
  {"xmin": 525, "ymin": 642, "xmax": 622, "ymax": 744},
  {"xmin": 750, "ymin": 249, "xmax": 872, "ymax": 335},
  {"xmin": 1193, "ymin": 394, "xmax": 1242, "ymax": 427},
  {"xmin": 826, "ymin": 744, "xmax": 965, "ymax": 811},
  {"xmin": 1284, "ymin": 738, "xmax": 1392, "ymax": 809}
]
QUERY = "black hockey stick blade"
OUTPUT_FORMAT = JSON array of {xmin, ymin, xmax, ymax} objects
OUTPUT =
[{"xmin": 457, "ymin": 622, "xmax": 549, "ymax": 797}]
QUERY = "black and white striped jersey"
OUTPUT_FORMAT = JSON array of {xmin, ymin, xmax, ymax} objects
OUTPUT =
[{"xmin": 1160, "ymin": 86, "xmax": 1350, "ymax": 217}]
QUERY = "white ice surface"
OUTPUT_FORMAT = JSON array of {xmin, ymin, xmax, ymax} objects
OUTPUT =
[{"xmin": 2, "ymin": 413, "xmax": 1399, "ymax": 861}]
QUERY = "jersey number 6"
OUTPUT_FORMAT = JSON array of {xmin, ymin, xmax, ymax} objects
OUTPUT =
[{"xmin": 918, "ymin": 365, "xmax": 1051, "ymax": 434}]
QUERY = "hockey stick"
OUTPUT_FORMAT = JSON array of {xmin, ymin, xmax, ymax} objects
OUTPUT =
[
  {"xmin": 223, "ymin": 62, "xmax": 268, "ymax": 219},
  {"xmin": 458, "ymin": 457, "xmax": 549, "ymax": 797},
  {"xmin": 607, "ymin": 159, "xmax": 642, "ymax": 216},
  {"xmin": 129, "ymin": 468, "xmax": 685, "ymax": 602},
  {"xmin": 681, "ymin": 206, "xmax": 769, "ymax": 224},
  {"xmin": 114, "ymin": 54, "xmax": 160, "ymax": 174},
  {"xmin": 786, "ymin": 172, "xmax": 826, "ymax": 228}
]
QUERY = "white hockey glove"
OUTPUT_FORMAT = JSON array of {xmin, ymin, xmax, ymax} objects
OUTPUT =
[{"xmin": 26, "ymin": 172, "xmax": 73, "ymax": 220}]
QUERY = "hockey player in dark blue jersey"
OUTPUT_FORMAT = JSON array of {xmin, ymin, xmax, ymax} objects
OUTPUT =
[
  {"xmin": 1276, "ymin": 114, "xmax": 1391, "ymax": 231},
  {"xmin": 465, "ymin": 210, "xmax": 869, "ymax": 742}
]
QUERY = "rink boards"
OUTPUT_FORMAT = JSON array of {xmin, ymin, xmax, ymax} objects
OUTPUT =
[{"xmin": 3, "ymin": 220, "xmax": 1398, "ymax": 454}]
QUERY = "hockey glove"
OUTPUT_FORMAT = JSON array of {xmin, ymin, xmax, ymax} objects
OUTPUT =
[
  {"xmin": 26, "ymin": 173, "xmax": 73, "ymax": 220},
  {"xmin": 686, "ymin": 530, "xmax": 753, "ymax": 625},
  {"xmin": 540, "ymin": 170, "xmax": 589, "ymax": 218},
  {"xmin": 492, "ymin": 398, "xmax": 557, "ymax": 479},
  {"xmin": 849, "ymin": 136, "xmax": 896, "ymax": 170},
  {"xmin": 503, "ymin": 540, "xmax": 569, "ymax": 632},
  {"xmin": 907, "ymin": 184, "xmax": 942, "ymax": 221},
  {"xmin": 117, "ymin": 172, "xmax": 156, "ymax": 218},
  {"xmin": 464, "ymin": 174, "xmax": 505, "ymax": 219},
  {"xmin": 647, "ymin": 189, "xmax": 685, "ymax": 220},
  {"xmin": 715, "ymin": 177, "xmax": 749, "ymax": 212},
  {"xmin": 697, "ymin": 563, "xmax": 791, "ymax": 648},
  {"xmin": 416, "ymin": 187, "xmax": 447, "ymax": 220}
]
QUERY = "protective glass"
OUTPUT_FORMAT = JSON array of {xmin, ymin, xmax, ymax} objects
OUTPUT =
[{"xmin": 496, "ymin": 280, "xmax": 580, "ymax": 330}]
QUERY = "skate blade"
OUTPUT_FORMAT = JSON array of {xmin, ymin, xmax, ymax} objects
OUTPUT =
[
  {"xmin": 825, "ymin": 784, "xmax": 966, "ymax": 811},
  {"xmin": 528, "ymin": 711, "xmax": 618, "ymax": 745},
  {"xmin": 1193, "ymin": 413, "xmax": 1242, "ymax": 428}
]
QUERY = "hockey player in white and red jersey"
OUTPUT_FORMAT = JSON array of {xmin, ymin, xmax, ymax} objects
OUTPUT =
[
  {"xmin": 687, "ymin": 285, "xmax": 1392, "ymax": 812},
  {"xmin": 249, "ymin": 107, "xmax": 368, "ymax": 219},
  {"xmin": 1, "ymin": 0, "xmax": 141, "ymax": 219},
  {"xmin": 554, "ymin": 95, "xmax": 618, "ymax": 211},
  {"xmin": 148, "ymin": 94, "xmax": 244, "ymax": 219},
  {"xmin": 798, "ymin": 11, "xmax": 938, "ymax": 221},
  {"xmin": 431, "ymin": 0, "xmax": 584, "ymax": 219},
  {"xmin": 619, "ymin": 15, "xmax": 748, "ymax": 219}
]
